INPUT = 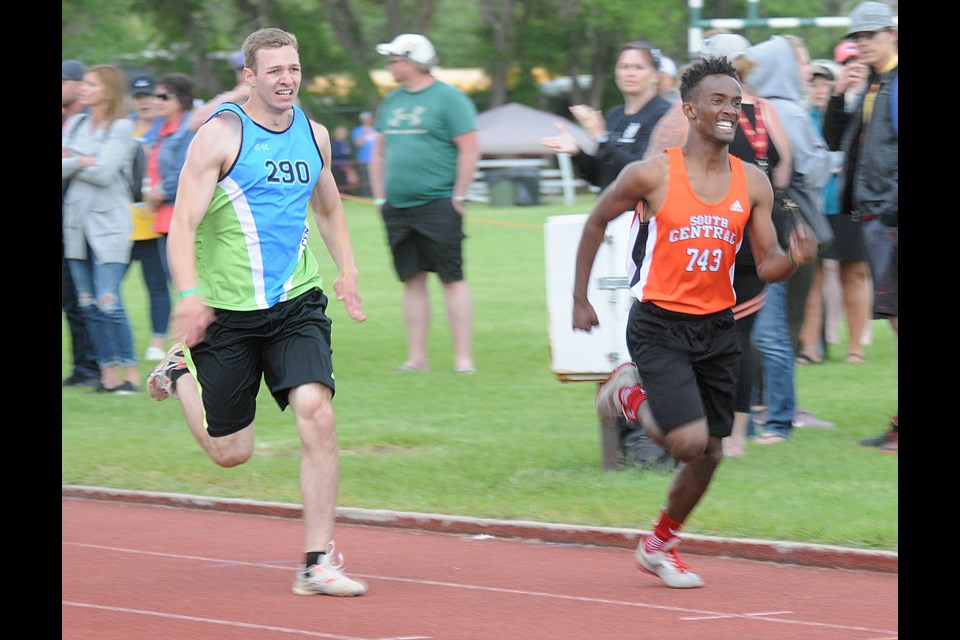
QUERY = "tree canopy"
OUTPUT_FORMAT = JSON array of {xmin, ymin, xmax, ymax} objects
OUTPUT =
[{"xmin": 62, "ymin": 0, "xmax": 872, "ymax": 126}]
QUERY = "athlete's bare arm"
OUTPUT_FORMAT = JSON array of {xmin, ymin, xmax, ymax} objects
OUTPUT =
[
  {"xmin": 307, "ymin": 120, "xmax": 366, "ymax": 323},
  {"xmin": 745, "ymin": 163, "xmax": 814, "ymax": 283},
  {"xmin": 642, "ymin": 102, "xmax": 687, "ymax": 161},
  {"xmin": 572, "ymin": 155, "xmax": 669, "ymax": 332},
  {"xmin": 166, "ymin": 112, "xmax": 242, "ymax": 346}
]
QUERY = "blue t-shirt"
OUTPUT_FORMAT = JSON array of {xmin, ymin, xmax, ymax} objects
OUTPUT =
[
  {"xmin": 352, "ymin": 125, "xmax": 377, "ymax": 164},
  {"xmin": 811, "ymin": 107, "xmax": 841, "ymax": 216}
]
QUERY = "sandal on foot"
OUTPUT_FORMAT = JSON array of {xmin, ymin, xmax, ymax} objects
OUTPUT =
[
  {"xmin": 845, "ymin": 353, "xmax": 868, "ymax": 364},
  {"xmin": 724, "ymin": 444, "xmax": 746, "ymax": 457},
  {"xmin": 395, "ymin": 363, "xmax": 430, "ymax": 372},
  {"xmin": 754, "ymin": 433, "xmax": 788, "ymax": 445},
  {"xmin": 794, "ymin": 351, "xmax": 822, "ymax": 365}
]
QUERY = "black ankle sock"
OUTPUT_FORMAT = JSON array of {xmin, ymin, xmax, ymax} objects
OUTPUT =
[
  {"xmin": 169, "ymin": 368, "xmax": 188, "ymax": 386},
  {"xmin": 305, "ymin": 550, "xmax": 326, "ymax": 568}
]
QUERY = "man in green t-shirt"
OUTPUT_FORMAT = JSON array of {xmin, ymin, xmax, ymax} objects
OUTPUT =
[{"xmin": 369, "ymin": 34, "xmax": 481, "ymax": 374}]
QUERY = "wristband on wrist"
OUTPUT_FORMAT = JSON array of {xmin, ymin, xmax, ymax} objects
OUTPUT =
[
  {"xmin": 373, "ymin": 198, "xmax": 386, "ymax": 206},
  {"xmin": 453, "ymin": 195, "xmax": 466, "ymax": 202},
  {"xmin": 178, "ymin": 288, "xmax": 201, "ymax": 299}
]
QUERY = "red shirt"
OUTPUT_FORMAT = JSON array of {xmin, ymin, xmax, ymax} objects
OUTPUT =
[{"xmin": 149, "ymin": 114, "xmax": 185, "ymax": 234}]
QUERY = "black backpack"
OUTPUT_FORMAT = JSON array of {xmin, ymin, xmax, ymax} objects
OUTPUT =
[
  {"xmin": 619, "ymin": 418, "xmax": 677, "ymax": 473},
  {"xmin": 128, "ymin": 141, "xmax": 146, "ymax": 202}
]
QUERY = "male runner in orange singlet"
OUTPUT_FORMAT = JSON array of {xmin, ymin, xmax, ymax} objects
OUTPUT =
[{"xmin": 572, "ymin": 56, "xmax": 816, "ymax": 588}]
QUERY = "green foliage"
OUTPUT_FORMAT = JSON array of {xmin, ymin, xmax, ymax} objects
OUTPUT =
[
  {"xmin": 62, "ymin": 0, "xmax": 159, "ymax": 64},
  {"xmin": 63, "ymin": 0, "xmax": 877, "ymax": 110},
  {"xmin": 62, "ymin": 194, "xmax": 897, "ymax": 552}
]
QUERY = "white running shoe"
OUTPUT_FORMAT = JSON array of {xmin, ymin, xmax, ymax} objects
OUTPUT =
[
  {"xmin": 292, "ymin": 542, "xmax": 367, "ymax": 597},
  {"xmin": 146, "ymin": 344, "xmax": 187, "ymax": 401},
  {"xmin": 635, "ymin": 537, "xmax": 704, "ymax": 588},
  {"xmin": 596, "ymin": 362, "xmax": 643, "ymax": 422}
]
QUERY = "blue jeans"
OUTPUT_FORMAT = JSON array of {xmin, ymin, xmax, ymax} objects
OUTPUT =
[
  {"xmin": 67, "ymin": 255, "xmax": 137, "ymax": 369},
  {"xmin": 131, "ymin": 239, "xmax": 171, "ymax": 339},
  {"xmin": 751, "ymin": 281, "xmax": 794, "ymax": 438},
  {"xmin": 156, "ymin": 234, "xmax": 170, "ymax": 286}
]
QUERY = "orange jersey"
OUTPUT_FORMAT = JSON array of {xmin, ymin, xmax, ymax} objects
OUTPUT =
[{"xmin": 627, "ymin": 147, "xmax": 751, "ymax": 315}]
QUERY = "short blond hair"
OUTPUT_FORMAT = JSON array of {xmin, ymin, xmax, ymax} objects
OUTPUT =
[{"xmin": 240, "ymin": 28, "xmax": 299, "ymax": 73}]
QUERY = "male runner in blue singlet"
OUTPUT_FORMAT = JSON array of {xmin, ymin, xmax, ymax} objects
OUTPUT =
[{"xmin": 146, "ymin": 28, "xmax": 368, "ymax": 597}]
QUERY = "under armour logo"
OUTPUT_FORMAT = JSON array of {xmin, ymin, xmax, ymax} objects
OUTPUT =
[{"xmin": 387, "ymin": 106, "xmax": 426, "ymax": 128}]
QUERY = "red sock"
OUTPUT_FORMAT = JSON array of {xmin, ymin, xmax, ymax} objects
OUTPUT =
[
  {"xmin": 644, "ymin": 512, "xmax": 683, "ymax": 553},
  {"xmin": 619, "ymin": 384, "xmax": 648, "ymax": 422}
]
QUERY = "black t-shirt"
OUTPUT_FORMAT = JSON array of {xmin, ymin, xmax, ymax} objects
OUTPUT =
[
  {"xmin": 728, "ymin": 102, "xmax": 784, "ymax": 293},
  {"xmin": 573, "ymin": 95, "xmax": 672, "ymax": 189}
]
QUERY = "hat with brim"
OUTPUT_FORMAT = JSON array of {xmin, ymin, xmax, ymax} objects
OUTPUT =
[
  {"xmin": 834, "ymin": 42, "xmax": 860, "ymax": 64},
  {"xmin": 845, "ymin": 2, "xmax": 895, "ymax": 37},
  {"xmin": 700, "ymin": 34, "xmax": 751, "ymax": 61},
  {"xmin": 129, "ymin": 74, "xmax": 155, "ymax": 96},
  {"xmin": 62, "ymin": 60, "xmax": 86, "ymax": 81},
  {"xmin": 375, "ymin": 34, "xmax": 437, "ymax": 66},
  {"xmin": 659, "ymin": 56, "xmax": 677, "ymax": 77},
  {"xmin": 810, "ymin": 60, "xmax": 837, "ymax": 82}
]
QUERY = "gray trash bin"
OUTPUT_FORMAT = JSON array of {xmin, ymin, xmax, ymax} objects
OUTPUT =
[
  {"xmin": 485, "ymin": 170, "xmax": 514, "ymax": 208},
  {"xmin": 509, "ymin": 167, "xmax": 540, "ymax": 206}
]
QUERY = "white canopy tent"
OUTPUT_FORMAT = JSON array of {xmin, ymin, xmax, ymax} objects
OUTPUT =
[
  {"xmin": 476, "ymin": 102, "xmax": 595, "ymax": 156},
  {"xmin": 475, "ymin": 103, "xmax": 597, "ymax": 205}
]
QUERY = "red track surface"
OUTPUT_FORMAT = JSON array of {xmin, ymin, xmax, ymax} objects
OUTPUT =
[{"xmin": 63, "ymin": 496, "xmax": 897, "ymax": 640}]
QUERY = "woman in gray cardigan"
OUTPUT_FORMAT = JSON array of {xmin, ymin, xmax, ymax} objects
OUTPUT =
[{"xmin": 61, "ymin": 65, "xmax": 140, "ymax": 394}]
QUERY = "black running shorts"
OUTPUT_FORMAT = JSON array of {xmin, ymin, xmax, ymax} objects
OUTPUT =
[
  {"xmin": 626, "ymin": 300, "xmax": 739, "ymax": 438},
  {"xmin": 380, "ymin": 199, "xmax": 466, "ymax": 283},
  {"xmin": 187, "ymin": 289, "xmax": 335, "ymax": 438}
]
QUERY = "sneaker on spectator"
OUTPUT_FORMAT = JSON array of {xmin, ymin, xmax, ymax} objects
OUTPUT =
[
  {"xmin": 859, "ymin": 430, "xmax": 896, "ymax": 448},
  {"xmin": 292, "ymin": 543, "xmax": 366, "ymax": 597},
  {"xmin": 596, "ymin": 362, "xmax": 643, "ymax": 422},
  {"xmin": 94, "ymin": 381, "xmax": 140, "ymax": 395},
  {"xmin": 147, "ymin": 344, "xmax": 187, "ymax": 401},
  {"xmin": 793, "ymin": 408, "xmax": 834, "ymax": 429},
  {"xmin": 144, "ymin": 346, "xmax": 167, "ymax": 361},
  {"xmin": 751, "ymin": 406, "xmax": 767, "ymax": 427},
  {"xmin": 63, "ymin": 372, "xmax": 100, "ymax": 388},
  {"xmin": 635, "ymin": 537, "xmax": 704, "ymax": 588}
]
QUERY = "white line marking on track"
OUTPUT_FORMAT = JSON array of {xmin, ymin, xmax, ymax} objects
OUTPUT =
[
  {"xmin": 64, "ymin": 541, "xmax": 897, "ymax": 637},
  {"xmin": 63, "ymin": 602, "xmax": 429, "ymax": 640}
]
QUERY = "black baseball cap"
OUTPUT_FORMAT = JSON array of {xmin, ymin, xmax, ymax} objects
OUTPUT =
[
  {"xmin": 62, "ymin": 60, "xmax": 86, "ymax": 81},
  {"xmin": 129, "ymin": 74, "xmax": 155, "ymax": 96}
]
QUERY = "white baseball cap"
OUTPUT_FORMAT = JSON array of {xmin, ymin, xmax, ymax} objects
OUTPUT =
[
  {"xmin": 659, "ymin": 56, "xmax": 677, "ymax": 77},
  {"xmin": 376, "ymin": 34, "xmax": 437, "ymax": 66},
  {"xmin": 701, "ymin": 33, "xmax": 751, "ymax": 61}
]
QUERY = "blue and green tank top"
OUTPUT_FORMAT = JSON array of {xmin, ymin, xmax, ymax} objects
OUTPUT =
[{"xmin": 196, "ymin": 103, "xmax": 324, "ymax": 310}]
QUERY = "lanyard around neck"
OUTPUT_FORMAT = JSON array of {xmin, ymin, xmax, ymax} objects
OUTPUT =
[{"xmin": 739, "ymin": 104, "xmax": 768, "ymax": 167}]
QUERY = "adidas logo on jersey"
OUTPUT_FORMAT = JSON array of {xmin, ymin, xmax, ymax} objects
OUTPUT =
[{"xmin": 729, "ymin": 200, "xmax": 744, "ymax": 212}]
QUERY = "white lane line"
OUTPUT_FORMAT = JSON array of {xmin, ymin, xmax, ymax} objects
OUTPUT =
[
  {"xmin": 63, "ymin": 541, "xmax": 897, "ymax": 637},
  {"xmin": 63, "ymin": 602, "xmax": 429, "ymax": 640}
]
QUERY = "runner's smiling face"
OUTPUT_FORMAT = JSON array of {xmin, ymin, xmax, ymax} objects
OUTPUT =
[{"xmin": 689, "ymin": 74, "xmax": 742, "ymax": 145}]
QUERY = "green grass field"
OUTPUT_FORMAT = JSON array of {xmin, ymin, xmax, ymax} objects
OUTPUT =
[{"xmin": 61, "ymin": 193, "xmax": 898, "ymax": 551}]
